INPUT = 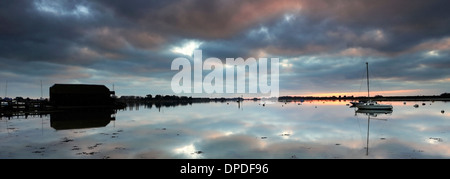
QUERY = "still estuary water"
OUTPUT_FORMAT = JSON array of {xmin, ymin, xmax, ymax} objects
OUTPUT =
[{"xmin": 1, "ymin": 100, "xmax": 450, "ymax": 159}]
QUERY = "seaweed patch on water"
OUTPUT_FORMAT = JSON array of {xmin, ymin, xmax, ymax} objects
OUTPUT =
[
  {"xmin": 60, "ymin": 137, "xmax": 74, "ymax": 143},
  {"xmin": 71, "ymin": 146, "xmax": 81, "ymax": 150},
  {"xmin": 76, "ymin": 151, "xmax": 98, "ymax": 156},
  {"xmin": 88, "ymin": 143, "xmax": 102, "ymax": 149}
]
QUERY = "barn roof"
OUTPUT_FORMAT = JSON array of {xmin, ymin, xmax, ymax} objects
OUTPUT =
[{"xmin": 50, "ymin": 84, "xmax": 111, "ymax": 94}]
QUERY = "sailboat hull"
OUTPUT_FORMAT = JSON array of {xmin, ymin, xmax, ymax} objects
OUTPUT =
[
  {"xmin": 357, "ymin": 104, "xmax": 393, "ymax": 110},
  {"xmin": 356, "ymin": 109, "xmax": 393, "ymax": 114}
]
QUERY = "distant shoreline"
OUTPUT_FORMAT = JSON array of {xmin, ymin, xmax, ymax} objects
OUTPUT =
[
  {"xmin": 2, "ymin": 93, "xmax": 449, "ymax": 118},
  {"xmin": 278, "ymin": 95, "xmax": 450, "ymax": 102},
  {"xmin": 118, "ymin": 94, "xmax": 450, "ymax": 103}
]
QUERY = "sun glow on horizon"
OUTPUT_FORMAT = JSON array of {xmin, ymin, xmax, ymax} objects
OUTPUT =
[{"xmin": 288, "ymin": 89, "xmax": 422, "ymax": 97}]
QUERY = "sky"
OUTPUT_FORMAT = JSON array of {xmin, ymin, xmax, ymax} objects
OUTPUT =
[{"xmin": 1, "ymin": 0, "xmax": 450, "ymax": 98}]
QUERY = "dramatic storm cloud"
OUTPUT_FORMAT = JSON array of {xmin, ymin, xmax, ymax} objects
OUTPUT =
[{"xmin": 1, "ymin": 0, "xmax": 449, "ymax": 98}]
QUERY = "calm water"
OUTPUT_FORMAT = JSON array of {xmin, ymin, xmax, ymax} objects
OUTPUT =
[{"xmin": 1, "ymin": 100, "xmax": 450, "ymax": 159}]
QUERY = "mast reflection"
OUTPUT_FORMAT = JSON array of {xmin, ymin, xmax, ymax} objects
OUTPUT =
[{"xmin": 355, "ymin": 109, "xmax": 392, "ymax": 156}]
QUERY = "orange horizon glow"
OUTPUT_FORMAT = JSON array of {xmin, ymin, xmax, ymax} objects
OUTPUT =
[{"xmin": 288, "ymin": 89, "xmax": 423, "ymax": 97}]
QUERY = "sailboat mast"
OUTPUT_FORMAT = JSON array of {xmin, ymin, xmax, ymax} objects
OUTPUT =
[
  {"xmin": 40, "ymin": 80, "xmax": 43, "ymax": 99},
  {"xmin": 366, "ymin": 62, "xmax": 370, "ymax": 99},
  {"xmin": 4, "ymin": 80, "xmax": 7, "ymax": 98}
]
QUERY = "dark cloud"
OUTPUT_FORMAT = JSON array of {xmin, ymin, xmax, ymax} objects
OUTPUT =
[
  {"xmin": 0, "ymin": 0, "xmax": 101, "ymax": 64},
  {"xmin": 302, "ymin": 0, "xmax": 450, "ymax": 53},
  {"xmin": 94, "ymin": 0, "xmax": 302, "ymax": 39},
  {"xmin": 1, "ymin": 0, "xmax": 449, "ymax": 97}
]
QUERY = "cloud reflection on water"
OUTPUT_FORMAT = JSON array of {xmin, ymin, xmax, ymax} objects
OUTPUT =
[
  {"xmin": 108, "ymin": 100, "xmax": 450, "ymax": 159},
  {"xmin": 1, "ymin": 100, "xmax": 450, "ymax": 159}
]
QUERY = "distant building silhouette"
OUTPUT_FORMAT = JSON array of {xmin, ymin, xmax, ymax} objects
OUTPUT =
[{"xmin": 50, "ymin": 84, "xmax": 115, "ymax": 108}]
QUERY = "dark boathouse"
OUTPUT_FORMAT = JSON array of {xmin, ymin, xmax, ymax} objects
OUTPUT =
[{"xmin": 50, "ymin": 84, "xmax": 115, "ymax": 108}]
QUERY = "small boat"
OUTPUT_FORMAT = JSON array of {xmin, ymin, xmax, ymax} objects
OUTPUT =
[
  {"xmin": 357, "ymin": 101, "xmax": 393, "ymax": 110},
  {"xmin": 356, "ymin": 62, "xmax": 393, "ymax": 111},
  {"xmin": 350, "ymin": 100, "xmax": 366, "ymax": 107}
]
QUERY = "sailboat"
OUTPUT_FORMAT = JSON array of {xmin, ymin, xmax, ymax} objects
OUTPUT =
[{"xmin": 356, "ymin": 62, "xmax": 393, "ymax": 110}]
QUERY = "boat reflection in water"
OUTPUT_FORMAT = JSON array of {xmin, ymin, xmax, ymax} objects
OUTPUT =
[
  {"xmin": 355, "ymin": 109, "xmax": 392, "ymax": 156},
  {"xmin": 50, "ymin": 109, "xmax": 116, "ymax": 130}
]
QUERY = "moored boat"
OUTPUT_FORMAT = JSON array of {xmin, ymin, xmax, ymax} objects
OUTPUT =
[{"xmin": 356, "ymin": 62, "xmax": 393, "ymax": 111}]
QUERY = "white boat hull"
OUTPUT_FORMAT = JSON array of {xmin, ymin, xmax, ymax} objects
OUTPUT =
[{"xmin": 357, "ymin": 102, "xmax": 393, "ymax": 110}]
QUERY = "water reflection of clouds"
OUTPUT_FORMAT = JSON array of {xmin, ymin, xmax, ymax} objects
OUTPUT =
[
  {"xmin": 173, "ymin": 144, "xmax": 202, "ymax": 159},
  {"xmin": 2, "ymin": 101, "xmax": 450, "ymax": 158},
  {"xmin": 97, "ymin": 100, "xmax": 450, "ymax": 158},
  {"xmin": 186, "ymin": 102, "xmax": 349, "ymax": 158}
]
